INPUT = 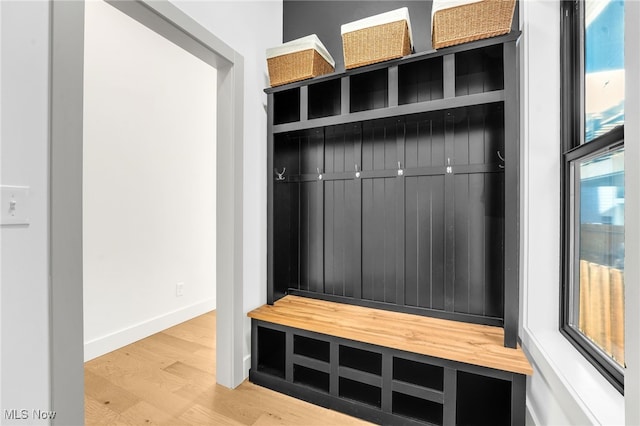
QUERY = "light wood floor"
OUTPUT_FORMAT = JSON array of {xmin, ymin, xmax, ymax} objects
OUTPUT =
[{"xmin": 85, "ymin": 311, "xmax": 370, "ymax": 425}]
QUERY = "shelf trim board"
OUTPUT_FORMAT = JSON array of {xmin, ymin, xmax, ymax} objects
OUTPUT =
[
  {"xmin": 391, "ymin": 380, "xmax": 445, "ymax": 404},
  {"xmin": 274, "ymin": 164, "xmax": 504, "ymax": 183},
  {"xmin": 264, "ymin": 32, "xmax": 522, "ymax": 95},
  {"xmin": 292, "ymin": 354, "xmax": 330, "ymax": 374},
  {"xmin": 338, "ymin": 366, "xmax": 382, "ymax": 388},
  {"xmin": 272, "ymin": 91, "xmax": 505, "ymax": 134},
  {"xmin": 288, "ymin": 289, "xmax": 504, "ymax": 327},
  {"xmin": 249, "ymin": 296, "xmax": 532, "ymax": 376}
]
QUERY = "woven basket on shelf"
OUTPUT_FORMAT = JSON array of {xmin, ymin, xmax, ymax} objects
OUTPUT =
[
  {"xmin": 267, "ymin": 49, "xmax": 334, "ymax": 87},
  {"xmin": 342, "ymin": 20, "xmax": 412, "ymax": 70},
  {"xmin": 432, "ymin": 0, "xmax": 516, "ymax": 49}
]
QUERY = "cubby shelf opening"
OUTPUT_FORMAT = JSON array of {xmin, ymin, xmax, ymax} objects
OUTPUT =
[
  {"xmin": 309, "ymin": 79, "xmax": 341, "ymax": 119},
  {"xmin": 350, "ymin": 68, "xmax": 388, "ymax": 113},
  {"xmin": 455, "ymin": 44, "xmax": 504, "ymax": 96},
  {"xmin": 256, "ymin": 327, "xmax": 285, "ymax": 378},
  {"xmin": 392, "ymin": 391, "xmax": 443, "ymax": 425},
  {"xmin": 274, "ymin": 88, "xmax": 300, "ymax": 125},
  {"xmin": 338, "ymin": 377, "xmax": 382, "ymax": 408},
  {"xmin": 398, "ymin": 56, "xmax": 444, "ymax": 105},
  {"xmin": 339, "ymin": 345, "xmax": 382, "ymax": 376},
  {"xmin": 294, "ymin": 335, "xmax": 330, "ymax": 362},
  {"xmin": 293, "ymin": 364, "xmax": 330, "ymax": 393},
  {"xmin": 393, "ymin": 357, "xmax": 444, "ymax": 391}
]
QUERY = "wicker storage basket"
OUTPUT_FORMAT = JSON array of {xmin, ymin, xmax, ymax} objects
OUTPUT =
[
  {"xmin": 341, "ymin": 8, "xmax": 413, "ymax": 70},
  {"xmin": 266, "ymin": 35, "xmax": 335, "ymax": 87},
  {"xmin": 431, "ymin": 0, "xmax": 516, "ymax": 49}
]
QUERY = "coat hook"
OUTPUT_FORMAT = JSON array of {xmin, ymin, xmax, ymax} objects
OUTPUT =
[
  {"xmin": 355, "ymin": 164, "xmax": 361, "ymax": 178},
  {"xmin": 397, "ymin": 161, "xmax": 404, "ymax": 176},
  {"xmin": 317, "ymin": 167, "xmax": 323, "ymax": 180},
  {"xmin": 275, "ymin": 167, "xmax": 286, "ymax": 180},
  {"xmin": 497, "ymin": 151, "xmax": 505, "ymax": 168},
  {"xmin": 446, "ymin": 157, "xmax": 452, "ymax": 174}
]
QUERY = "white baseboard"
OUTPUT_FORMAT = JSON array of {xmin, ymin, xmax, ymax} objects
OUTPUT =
[
  {"xmin": 243, "ymin": 354, "xmax": 251, "ymax": 379},
  {"xmin": 84, "ymin": 299, "xmax": 216, "ymax": 361}
]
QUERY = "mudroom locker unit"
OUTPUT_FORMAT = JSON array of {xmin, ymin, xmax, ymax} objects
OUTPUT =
[{"xmin": 250, "ymin": 32, "xmax": 532, "ymax": 425}]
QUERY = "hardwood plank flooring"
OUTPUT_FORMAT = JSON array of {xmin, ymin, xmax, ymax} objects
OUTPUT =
[
  {"xmin": 85, "ymin": 311, "xmax": 370, "ymax": 425},
  {"xmin": 248, "ymin": 295, "xmax": 533, "ymax": 375}
]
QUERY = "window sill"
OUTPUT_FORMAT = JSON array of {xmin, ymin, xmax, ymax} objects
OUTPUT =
[{"xmin": 522, "ymin": 326, "xmax": 624, "ymax": 425}]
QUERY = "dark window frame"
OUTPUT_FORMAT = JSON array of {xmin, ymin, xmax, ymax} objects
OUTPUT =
[{"xmin": 559, "ymin": 0, "xmax": 624, "ymax": 394}]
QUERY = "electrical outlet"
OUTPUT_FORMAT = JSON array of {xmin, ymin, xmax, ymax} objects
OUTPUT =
[{"xmin": 176, "ymin": 282, "xmax": 184, "ymax": 297}]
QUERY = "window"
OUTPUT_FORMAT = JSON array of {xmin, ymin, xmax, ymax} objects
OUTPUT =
[{"xmin": 561, "ymin": 0, "xmax": 625, "ymax": 392}]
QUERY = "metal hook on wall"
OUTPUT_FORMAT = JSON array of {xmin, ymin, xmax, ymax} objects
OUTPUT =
[
  {"xmin": 497, "ymin": 151, "xmax": 505, "ymax": 169},
  {"xmin": 397, "ymin": 161, "xmax": 404, "ymax": 176},
  {"xmin": 275, "ymin": 167, "xmax": 286, "ymax": 180},
  {"xmin": 317, "ymin": 167, "xmax": 323, "ymax": 180},
  {"xmin": 355, "ymin": 164, "xmax": 361, "ymax": 178}
]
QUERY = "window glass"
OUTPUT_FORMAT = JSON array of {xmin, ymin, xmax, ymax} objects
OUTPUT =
[
  {"xmin": 569, "ymin": 147, "xmax": 625, "ymax": 370},
  {"xmin": 584, "ymin": 0, "xmax": 625, "ymax": 142}
]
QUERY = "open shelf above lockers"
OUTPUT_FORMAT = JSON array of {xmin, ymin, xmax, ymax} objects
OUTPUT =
[
  {"xmin": 266, "ymin": 33, "xmax": 521, "ymax": 348},
  {"xmin": 269, "ymin": 34, "xmax": 512, "ymax": 130}
]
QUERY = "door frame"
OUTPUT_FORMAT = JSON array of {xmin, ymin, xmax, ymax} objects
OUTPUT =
[{"xmin": 50, "ymin": 1, "xmax": 244, "ymax": 424}]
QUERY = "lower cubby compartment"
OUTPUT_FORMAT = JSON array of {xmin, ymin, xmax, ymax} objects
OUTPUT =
[
  {"xmin": 339, "ymin": 377, "xmax": 382, "ymax": 408},
  {"xmin": 394, "ymin": 357, "xmax": 443, "ymax": 391},
  {"xmin": 456, "ymin": 371, "xmax": 512, "ymax": 426},
  {"xmin": 392, "ymin": 392, "xmax": 443, "ymax": 425},
  {"xmin": 340, "ymin": 345, "xmax": 382, "ymax": 376},
  {"xmin": 294, "ymin": 334, "xmax": 330, "ymax": 362},
  {"xmin": 294, "ymin": 364, "xmax": 330, "ymax": 393},
  {"xmin": 256, "ymin": 326, "xmax": 285, "ymax": 378}
]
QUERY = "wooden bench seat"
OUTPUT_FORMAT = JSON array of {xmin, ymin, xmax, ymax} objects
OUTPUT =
[{"xmin": 249, "ymin": 295, "xmax": 532, "ymax": 376}]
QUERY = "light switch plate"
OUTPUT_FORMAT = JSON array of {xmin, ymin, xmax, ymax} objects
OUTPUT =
[{"xmin": 1, "ymin": 186, "xmax": 30, "ymax": 226}]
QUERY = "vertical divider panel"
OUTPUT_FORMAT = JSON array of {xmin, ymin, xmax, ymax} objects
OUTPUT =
[
  {"xmin": 341, "ymin": 77, "xmax": 350, "ymax": 116},
  {"xmin": 300, "ymin": 85, "xmax": 308, "ymax": 122},
  {"xmin": 444, "ymin": 114, "xmax": 456, "ymax": 312},
  {"xmin": 388, "ymin": 66, "xmax": 399, "ymax": 107},
  {"xmin": 318, "ymin": 129, "xmax": 326, "ymax": 293},
  {"xmin": 285, "ymin": 331, "xmax": 294, "ymax": 382},
  {"xmin": 330, "ymin": 340, "xmax": 339, "ymax": 397},
  {"xmin": 503, "ymin": 40, "xmax": 519, "ymax": 348},
  {"xmin": 352, "ymin": 124, "xmax": 363, "ymax": 299},
  {"xmin": 443, "ymin": 368, "xmax": 457, "ymax": 426},
  {"xmin": 395, "ymin": 119, "xmax": 406, "ymax": 306},
  {"xmin": 267, "ymin": 93, "xmax": 275, "ymax": 304},
  {"xmin": 381, "ymin": 350, "xmax": 393, "ymax": 412},
  {"xmin": 443, "ymin": 55, "xmax": 455, "ymax": 99},
  {"xmin": 510, "ymin": 373, "xmax": 527, "ymax": 425}
]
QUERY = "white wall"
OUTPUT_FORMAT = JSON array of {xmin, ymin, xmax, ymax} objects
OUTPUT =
[
  {"xmin": 171, "ymin": 0, "xmax": 282, "ymax": 375},
  {"xmin": 520, "ymin": 1, "xmax": 636, "ymax": 424},
  {"xmin": 83, "ymin": 0, "xmax": 217, "ymax": 361},
  {"xmin": 0, "ymin": 0, "xmax": 279, "ymax": 418},
  {"xmin": 0, "ymin": 1, "xmax": 52, "ymax": 424}
]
